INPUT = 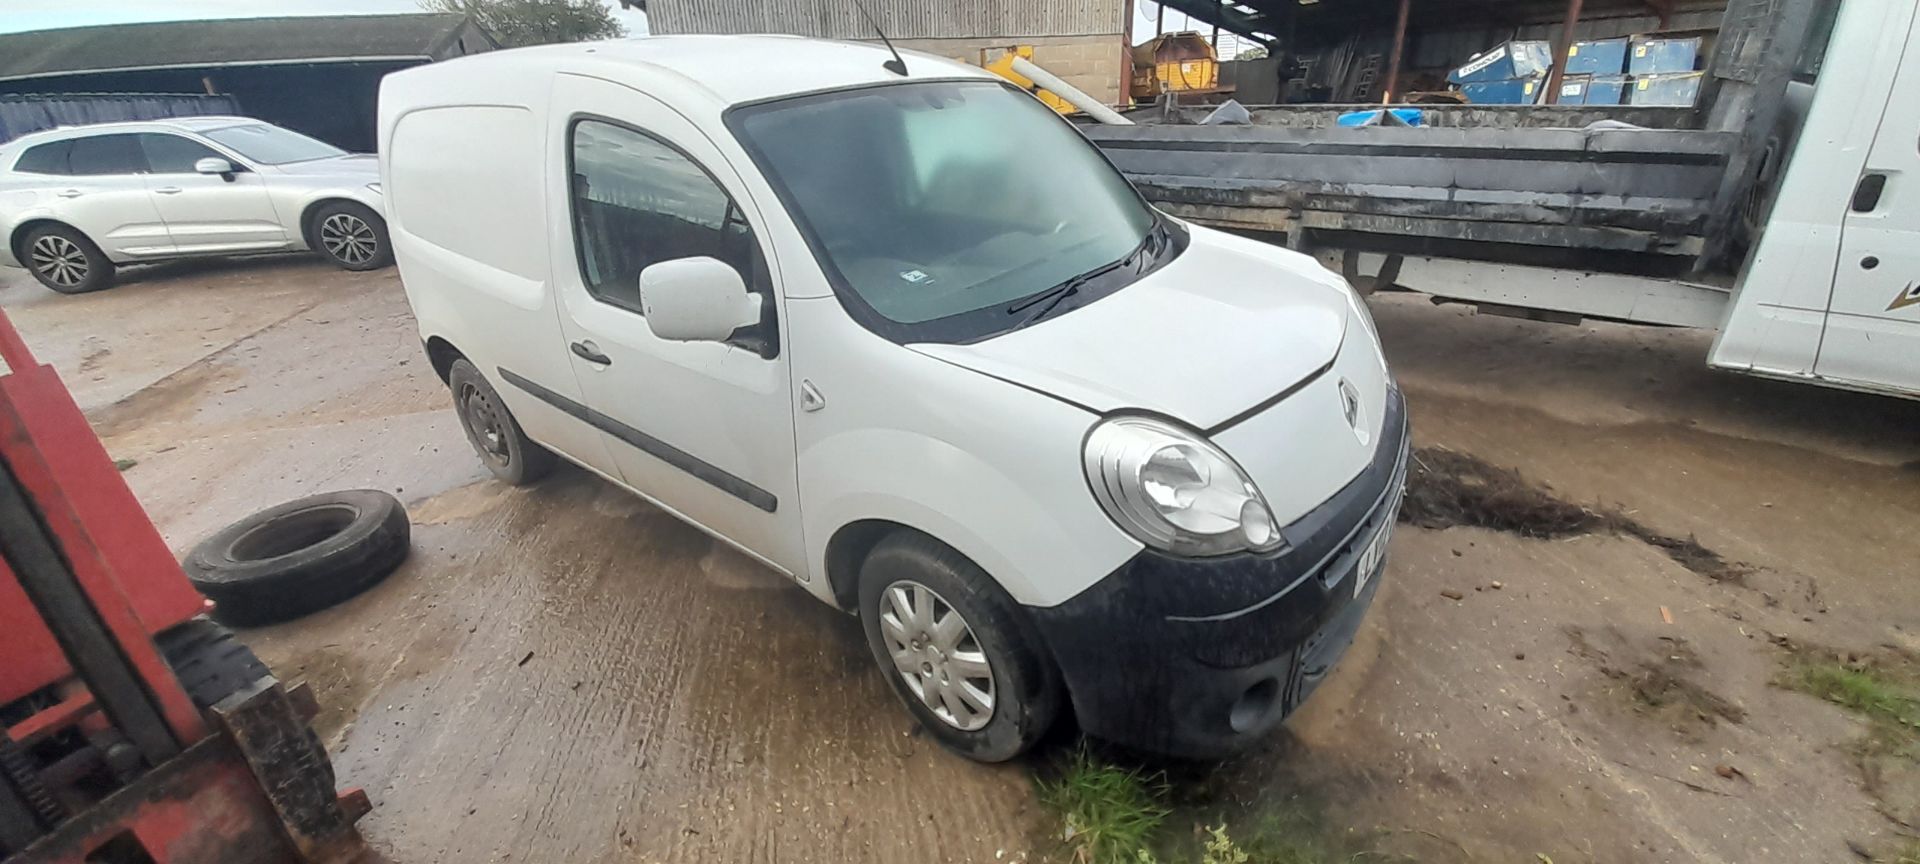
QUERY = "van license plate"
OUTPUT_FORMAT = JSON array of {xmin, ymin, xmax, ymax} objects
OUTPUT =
[{"xmin": 1353, "ymin": 520, "xmax": 1392, "ymax": 598}]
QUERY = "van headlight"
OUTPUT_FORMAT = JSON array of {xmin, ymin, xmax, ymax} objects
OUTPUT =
[{"xmin": 1083, "ymin": 416, "xmax": 1284, "ymax": 557}]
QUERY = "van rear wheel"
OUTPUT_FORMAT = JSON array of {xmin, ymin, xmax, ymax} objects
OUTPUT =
[
  {"xmin": 448, "ymin": 359, "xmax": 554, "ymax": 485},
  {"xmin": 857, "ymin": 531, "xmax": 1061, "ymax": 762}
]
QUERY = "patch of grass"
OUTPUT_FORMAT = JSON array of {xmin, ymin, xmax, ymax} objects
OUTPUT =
[
  {"xmin": 1035, "ymin": 750, "xmax": 1407, "ymax": 864},
  {"xmin": 1230, "ymin": 808, "xmax": 1345, "ymax": 864},
  {"xmin": 1780, "ymin": 650, "xmax": 1920, "ymax": 798},
  {"xmin": 1035, "ymin": 747, "xmax": 1169, "ymax": 864},
  {"xmin": 1892, "ymin": 840, "xmax": 1920, "ymax": 864},
  {"xmin": 1785, "ymin": 658, "xmax": 1920, "ymax": 745}
]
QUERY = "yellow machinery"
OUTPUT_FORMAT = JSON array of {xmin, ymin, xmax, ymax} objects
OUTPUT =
[
  {"xmin": 1130, "ymin": 32, "xmax": 1230, "ymax": 101},
  {"xmin": 982, "ymin": 46, "xmax": 1077, "ymax": 114}
]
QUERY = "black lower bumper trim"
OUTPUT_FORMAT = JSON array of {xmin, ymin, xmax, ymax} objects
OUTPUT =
[{"xmin": 1029, "ymin": 387, "xmax": 1408, "ymax": 758}]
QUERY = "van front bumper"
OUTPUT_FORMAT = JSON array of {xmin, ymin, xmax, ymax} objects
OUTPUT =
[{"xmin": 1029, "ymin": 387, "xmax": 1408, "ymax": 759}]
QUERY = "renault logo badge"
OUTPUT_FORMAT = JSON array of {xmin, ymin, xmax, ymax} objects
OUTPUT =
[{"xmin": 1338, "ymin": 379, "xmax": 1369, "ymax": 444}]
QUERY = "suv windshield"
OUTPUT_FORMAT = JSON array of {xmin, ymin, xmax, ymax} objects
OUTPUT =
[
  {"xmin": 729, "ymin": 80, "xmax": 1180, "ymax": 343},
  {"xmin": 202, "ymin": 124, "xmax": 345, "ymax": 165}
]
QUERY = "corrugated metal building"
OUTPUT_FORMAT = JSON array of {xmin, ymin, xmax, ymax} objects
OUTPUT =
[
  {"xmin": 642, "ymin": 0, "xmax": 1130, "ymax": 106},
  {"xmin": 0, "ymin": 14, "xmax": 497, "ymax": 151},
  {"xmin": 0, "ymin": 93, "xmax": 241, "ymax": 143}
]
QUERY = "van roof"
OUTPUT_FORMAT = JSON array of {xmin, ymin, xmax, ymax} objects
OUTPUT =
[{"xmin": 407, "ymin": 35, "xmax": 998, "ymax": 109}]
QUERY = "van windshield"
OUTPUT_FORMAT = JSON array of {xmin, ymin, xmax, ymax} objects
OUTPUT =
[{"xmin": 729, "ymin": 80, "xmax": 1179, "ymax": 343}]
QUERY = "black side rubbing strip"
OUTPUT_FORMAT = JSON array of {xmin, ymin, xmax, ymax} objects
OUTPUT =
[{"xmin": 496, "ymin": 367, "xmax": 778, "ymax": 513}]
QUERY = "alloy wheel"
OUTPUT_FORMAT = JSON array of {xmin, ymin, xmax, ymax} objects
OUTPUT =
[
  {"xmin": 878, "ymin": 580, "xmax": 996, "ymax": 731},
  {"xmin": 319, "ymin": 213, "xmax": 378, "ymax": 266},
  {"xmin": 29, "ymin": 236, "xmax": 89, "ymax": 288}
]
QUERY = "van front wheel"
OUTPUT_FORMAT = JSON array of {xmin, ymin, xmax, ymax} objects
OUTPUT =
[
  {"xmin": 448, "ymin": 359, "xmax": 555, "ymax": 485},
  {"xmin": 858, "ymin": 531, "xmax": 1061, "ymax": 762}
]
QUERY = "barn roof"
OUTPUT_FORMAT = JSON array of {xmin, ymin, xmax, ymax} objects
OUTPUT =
[{"xmin": 0, "ymin": 13, "xmax": 492, "ymax": 82}]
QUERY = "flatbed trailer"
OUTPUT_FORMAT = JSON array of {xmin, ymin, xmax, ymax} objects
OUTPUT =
[{"xmin": 1086, "ymin": 0, "xmax": 1920, "ymax": 399}]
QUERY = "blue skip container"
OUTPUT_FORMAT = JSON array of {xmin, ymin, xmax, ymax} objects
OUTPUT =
[
  {"xmin": 1628, "ymin": 71, "xmax": 1704, "ymax": 106},
  {"xmin": 1628, "ymin": 37, "xmax": 1702, "ymax": 75},
  {"xmin": 1448, "ymin": 41, "xmax": 1554, "ymax": 85},
  {"xmin": 1565, "ymin": 38, "xmax": 1630, "ymax": 75},
  {"xmin": 1461, "ymin": 76, "xmax": 1544, "ymax": 105},
  {"xmin": 1558, "ymin": 74, "xmax": 1628, "ymax": 105}
]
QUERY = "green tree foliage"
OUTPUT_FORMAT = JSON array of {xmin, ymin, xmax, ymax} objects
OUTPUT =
[{"xmin": 423, "ymin": 0, "xmax": 626, "ymax": 48}]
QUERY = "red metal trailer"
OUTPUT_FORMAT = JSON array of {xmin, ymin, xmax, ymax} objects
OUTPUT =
[{"xmin": 0, "ymin": 308, "xmax": 369, "ymax": 863}]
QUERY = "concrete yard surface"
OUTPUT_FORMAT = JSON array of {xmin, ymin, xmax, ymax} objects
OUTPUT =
[{"xmin": 3, "ymin": 259, "xmax": 1916, "ymax": 863}]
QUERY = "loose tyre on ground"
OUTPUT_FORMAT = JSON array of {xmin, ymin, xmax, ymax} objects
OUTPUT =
[
  {"xmin": 310, "ymin": 201, "xmax": 394, "ymax": 272},
  {"xmin": 183, "ymin": 490, "xmax": 411, "ymax": 626},
  {"xmin": 21, "ymin": 224, "xmax": 114, "ymax": 294},
  {"xmin": 857, "ymin": 531, "xmax": 1062, "ymax": 762},
  {"xmin": 448, "ymin": 358, "xmax": 556, "ymax": 485}
]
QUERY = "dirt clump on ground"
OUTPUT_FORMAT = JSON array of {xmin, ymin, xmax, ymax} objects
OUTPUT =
[
  {"xmin": 1401, "ymin": 446, "xmax": 1750, "ymax": 582},
  {"xmin": 1400, "ymin": 447, "xmax": 1602, "ymax": 538},
  {"xmin": 1621, "ymin": 526, "xmax": 1750, "ymax": 583},
  {"xmin": 1568, "ymin": 627, "xmax": 1746, "ymax": 735}
]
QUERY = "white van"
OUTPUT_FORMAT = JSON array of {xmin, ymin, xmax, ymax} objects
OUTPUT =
[{"xmin": 379, "ymin": 37, "xmax": 1406, "ymax": 761}]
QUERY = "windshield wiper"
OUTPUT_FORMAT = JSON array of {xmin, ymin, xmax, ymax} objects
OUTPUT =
[
  {"xmin": 1005, "ymin": 278, "xmax": 1084, "ymax": 327},
  {"xmin": 1004, "ymin": 221, "xmax": 1165, "ymax": 328}
]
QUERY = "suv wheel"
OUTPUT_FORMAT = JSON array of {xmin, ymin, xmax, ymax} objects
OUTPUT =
[
  {"xmin": 311, "ymin": 202, "xmax": 394, "ymax": 271},
  {"xmin": 22, "ymin": 225, "xmax": 115, "ymax": 294}
]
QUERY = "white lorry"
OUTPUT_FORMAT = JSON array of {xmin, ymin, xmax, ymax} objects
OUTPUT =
[
  {"xmin": 379, "ymin": 37, "xmax": 1406, "ymax": 761},
  {"xmin": 1094, "ymin": 0, "xmax": 1919, "ymax": 400}
]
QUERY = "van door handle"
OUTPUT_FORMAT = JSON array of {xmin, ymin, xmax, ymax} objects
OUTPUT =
[
  {"xmin": 55, "ymin": 189, "xmax": 83, "ymax": 198},
  {"xmin": 1852, "ymin": 173, "xmax": 1887, "ymax": 212},
  {"xmin": 153, "ymin": 186, "xmax": 183, "ymax": 195},
  {"xmin": 570, "ymin": 340, "xmax": 611, "ymax": 365}
]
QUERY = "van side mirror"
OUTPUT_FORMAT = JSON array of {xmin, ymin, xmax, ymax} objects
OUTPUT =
[
  {"xmin": 640, "ymin": 257, "xmax": 761, "ymax": 343},
  {"xmin": 194, "ymin": 157, "xmax": 236, "ymax": 181}
]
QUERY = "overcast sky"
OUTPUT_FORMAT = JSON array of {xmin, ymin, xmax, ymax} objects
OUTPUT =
[
  {"xmin": 0, "ymin": 1, "xmax": 1239, "ymax": 54},
  {"xmin": 0, "ymin": 0, "xmax": 648, "ymax": 36}
]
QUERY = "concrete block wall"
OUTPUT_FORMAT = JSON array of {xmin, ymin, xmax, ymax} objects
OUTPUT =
[{"xmin": 896, "ymin": 34, "xmax": 1128, "ymax": 107}]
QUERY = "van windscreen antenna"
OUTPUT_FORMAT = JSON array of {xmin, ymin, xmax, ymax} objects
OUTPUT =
[{"xmin": 855, "ymin": 2, "xmax": 909, "ymax": 76}]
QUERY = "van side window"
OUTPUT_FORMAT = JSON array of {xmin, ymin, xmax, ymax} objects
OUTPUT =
[{"xmin": 568, "ymin": 119, "xmax": 760, "ymax": 315}]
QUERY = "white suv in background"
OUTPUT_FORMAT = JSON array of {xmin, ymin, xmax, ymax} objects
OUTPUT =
[{"xmin": 0, "ymin": 117, "xmax": 389, "ymax": 294}]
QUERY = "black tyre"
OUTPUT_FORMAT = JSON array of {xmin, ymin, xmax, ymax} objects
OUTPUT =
[
  {"xmin": 21, "ymin": 224, "xmax": 115, "ymax": 294},
  {"xmin": 857, "ymin": 531, "xmax": 1062, "ymax": 762},
  {"xmin": 156, "ymin": 617, "xmax": 269, "ymax": 709},
  {"xmin": 449, "ymin": 358, "xmax": 555, "ymax": 485},
  {"xmin": 310, "ymin": 201, "xmax": 393, "ymax": 271},
  {"xmin": 156, "ymin": 617, "xmax": 338, "ymax": 789},
  {"xmin": 183, "ymin": 490, "xmax": 410, "ymax": 627}
]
